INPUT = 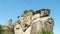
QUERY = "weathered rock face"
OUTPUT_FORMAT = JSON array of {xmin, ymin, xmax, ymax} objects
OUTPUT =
[
  {"xmin": 4, "ymin": 19, "xmax": 13, "ymax": 28},
  {"xmin": 4, "ymin": 19, "xmax": 14, "ymax": 34},
  {"xmin": 13, "ymin": 9, "xmax": 54, "ymax": 34},
  {"xmin": 14, "ymin": 23, "xmax": 23, "ymax": 34}
]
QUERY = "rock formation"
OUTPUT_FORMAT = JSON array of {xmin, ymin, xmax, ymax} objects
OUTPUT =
[
  {"xmin": 4, "ymin": 8, "xmax": 54, "ymax": 34},
  {"xmin": 3, "ymin": 19, "xmax": 14, "ymax": 34},
  {"xmin": 13, "ymin": 8, "xmax": 54, "ymax": 34}
]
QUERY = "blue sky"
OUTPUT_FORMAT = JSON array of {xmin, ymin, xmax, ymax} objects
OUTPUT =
[{"xmin": 0, "ymin": 0, "xmax": 60, "ymax": 34}]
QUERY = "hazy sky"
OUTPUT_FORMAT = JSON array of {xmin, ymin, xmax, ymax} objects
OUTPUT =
[{"xmin": 0, "ymin": 0, "xmax": 60, "ymax": 34}]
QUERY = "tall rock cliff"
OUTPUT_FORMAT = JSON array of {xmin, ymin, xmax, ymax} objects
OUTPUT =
[{"xmin": 13, "ymin": 8, "xmax": 54, "ymax": 34}]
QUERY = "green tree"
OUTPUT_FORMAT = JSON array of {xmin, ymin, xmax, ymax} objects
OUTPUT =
[
  {"xmin": 0, "ymin": 25, "xmax": 4, "ymax": 34},
  {"xmin": 24, "ymin": 10, "xmax": 34, "ymax": 15},
  {"xmin": 24, "ymin": 10, "xmax": 29, "ymax": 15}
]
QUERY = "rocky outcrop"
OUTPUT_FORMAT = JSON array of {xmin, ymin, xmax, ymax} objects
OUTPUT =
[
  {"xmin": 13, "ymin": 8, "xmax": 54, "ymax": 34},
  {"xmin": 4, "ymin": 8, "xmax": 54, "ymax": 34},
  {"xmin": 3, "ymin": 19, "xmax": 14, "ymax": 34}
]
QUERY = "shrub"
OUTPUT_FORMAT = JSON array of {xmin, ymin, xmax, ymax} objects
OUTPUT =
[
  {"xmin": 0, "ymin": 25, "xmax": 4, "ymax": 34},
  {"xmin": 24, "ymin": 10, "xmax": 34, "ymax": 15},
  {"xmin": 24, "ymin": 10, "xmax": 29, "ymax": 15},
  {"xmin": 37, "ymin": 29, "xmax": 53, "ymax": 34}
]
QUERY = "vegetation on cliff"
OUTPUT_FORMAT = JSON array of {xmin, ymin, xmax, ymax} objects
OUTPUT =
[
  {"xmin": 37, "ymin": 29, "xmax": 53, "ymax": 34},
  {"xmin": 24, "ymin": 10, "xmax": 34, "ymax": 15}
]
